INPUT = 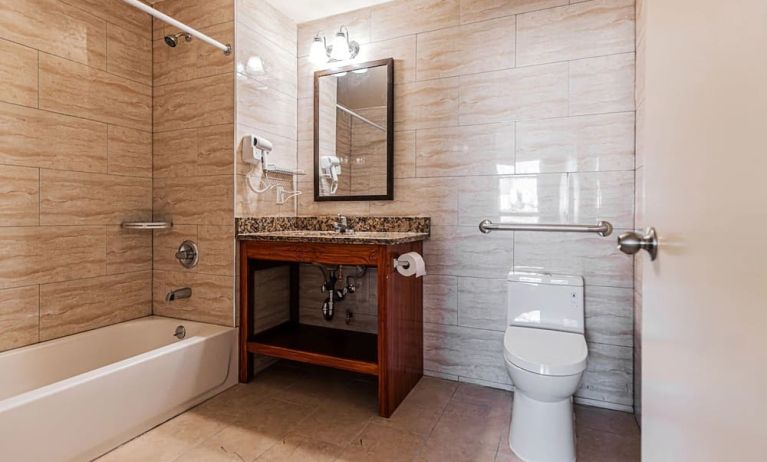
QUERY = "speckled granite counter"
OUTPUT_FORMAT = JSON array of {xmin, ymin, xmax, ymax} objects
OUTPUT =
[
  {"xmin": 237, "ymin": 230, "xmax": 428, "ymax": 245},
  {"xmin": 236, "ymin": 216, "xmax": 430, "ymax": 245}
]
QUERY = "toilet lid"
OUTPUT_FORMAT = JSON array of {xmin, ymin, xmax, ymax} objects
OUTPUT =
[{"xmin": 504, "ymin": 326, "xmax": 588, "ymax": 376}]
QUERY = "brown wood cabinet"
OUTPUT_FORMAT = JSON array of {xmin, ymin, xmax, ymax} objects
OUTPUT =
[{"xmin": 238, "ymin": 239, "xmax": 424, "ymax": 417}]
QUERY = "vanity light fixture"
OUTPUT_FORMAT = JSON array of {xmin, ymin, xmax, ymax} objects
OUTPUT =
[{"xmin": 309, "ymin": 26, "xmax": 360, "ymax": 65}]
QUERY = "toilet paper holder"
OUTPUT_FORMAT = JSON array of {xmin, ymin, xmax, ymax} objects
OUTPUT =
[{"xmin": 392, "ymin": 257, "xmax": 411, "ymax": 270}]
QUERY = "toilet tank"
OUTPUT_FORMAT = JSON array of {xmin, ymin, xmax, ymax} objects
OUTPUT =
[{"xmin": 507, "ymin": 272, "xmax": 585, "ymax": 334}]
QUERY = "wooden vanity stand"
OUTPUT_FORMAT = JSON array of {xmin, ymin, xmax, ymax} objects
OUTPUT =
[{"xmin": 238, "ymin": 239, "xmax": 424, "ymax": 417}]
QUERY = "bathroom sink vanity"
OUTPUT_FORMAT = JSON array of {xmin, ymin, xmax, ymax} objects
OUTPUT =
[{"xmin": 237, "ymin": 217, "xmax": 429, "ymax": 417}]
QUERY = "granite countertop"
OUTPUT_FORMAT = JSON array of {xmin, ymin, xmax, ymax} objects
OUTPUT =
[
  {"xmin": 235, "ymin": 216, "xmax": 430, "ymax": 245},
  {"xmin": 237, "ymin": 230, "xmax": 429, "ymax": 245}
]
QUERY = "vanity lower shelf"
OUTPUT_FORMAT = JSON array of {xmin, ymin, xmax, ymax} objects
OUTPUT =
[{"xmin": 247, "ymin": 322, "xmax": 378, "ymax": 376}]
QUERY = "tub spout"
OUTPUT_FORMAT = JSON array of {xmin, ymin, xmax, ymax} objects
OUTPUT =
[{"xmin": 165, "ymin": 287, "xmax": 192, "ymax": 303}]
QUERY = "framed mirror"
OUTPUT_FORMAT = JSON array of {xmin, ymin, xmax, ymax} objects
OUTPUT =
[{"xmin": 314, "ymin": 58, "xmax": 393, "ymax": 201}]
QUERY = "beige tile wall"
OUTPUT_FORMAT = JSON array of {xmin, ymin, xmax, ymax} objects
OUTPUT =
[
  {"xmin": 234, "ymin": 0, "xmax": 298, "ymax": 218},
  {"xmin": 297, "ymin": 0, "xmax": 636, "ymax": 411},
  {"xmin": 0, "ymin": 0, "xmax": 153, "ymax": 352},
  {"xmin": 151, "ymin": 0, "xmax": 236, "ymax": 326}
]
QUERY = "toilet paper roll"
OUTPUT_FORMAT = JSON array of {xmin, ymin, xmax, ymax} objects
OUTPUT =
[{"xmin": 395, "ymin": 252, "xmax": 427, "ymax": 278}]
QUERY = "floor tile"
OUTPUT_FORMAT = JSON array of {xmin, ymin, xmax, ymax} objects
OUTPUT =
[{"xmin": 96, "ymin": 362, "xmax": 640, "ymax": 462}]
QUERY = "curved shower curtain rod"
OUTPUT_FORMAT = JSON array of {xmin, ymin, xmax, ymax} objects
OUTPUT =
[{"xmin": 120, "ymin": 0, "xmax": 232, "ymax": 55}]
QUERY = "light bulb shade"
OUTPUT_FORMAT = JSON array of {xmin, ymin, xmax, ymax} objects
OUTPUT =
[
  {"xmin": 330, "ymin": 32, "xmax": 350, "ymax": 61},
  {"xmin": 309, "ymin": 37, "xmax": 327, "ymax": 64}
]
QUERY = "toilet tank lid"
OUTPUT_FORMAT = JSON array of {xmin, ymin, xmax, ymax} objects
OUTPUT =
[{"xmin": 507, "ymin": 272, "xmax": 583, "ymax": 287}]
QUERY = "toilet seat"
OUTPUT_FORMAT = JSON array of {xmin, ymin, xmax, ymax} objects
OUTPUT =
[{"xmin": 504, "ymin": 326, "xmax": 587, "ymax": 377}]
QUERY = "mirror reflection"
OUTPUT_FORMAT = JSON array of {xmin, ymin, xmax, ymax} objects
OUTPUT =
[{"xmin": 314, "ymin": 59, "xmax": 393, "ymax": 200}]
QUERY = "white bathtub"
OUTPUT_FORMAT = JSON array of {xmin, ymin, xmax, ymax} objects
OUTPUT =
[{"xmin": 0, "ymin": 316, "xmax": 237, "ymax": 462}]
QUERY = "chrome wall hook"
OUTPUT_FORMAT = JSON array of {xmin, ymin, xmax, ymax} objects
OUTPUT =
[{"xmin": 617, "ymin": 228, "xmax": 659, "ymax": 260}]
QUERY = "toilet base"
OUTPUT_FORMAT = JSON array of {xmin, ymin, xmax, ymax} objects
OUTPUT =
[{"xmin": 509, "ymin": 392, "xmax": 576, "ymax": 462}]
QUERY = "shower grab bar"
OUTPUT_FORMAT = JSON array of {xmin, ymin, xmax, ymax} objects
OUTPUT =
[
  {"xmin": 478, "ymin": 219, "xmax": 614, "ymax": 237},
  {"xmin": 120, "ymin": 0, "xmax": 231, "ymax": 55}
]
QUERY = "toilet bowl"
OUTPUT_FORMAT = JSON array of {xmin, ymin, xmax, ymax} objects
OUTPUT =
[{"xmin": 503, "ymin": 273, "xmax": 588, "ymax": 462}]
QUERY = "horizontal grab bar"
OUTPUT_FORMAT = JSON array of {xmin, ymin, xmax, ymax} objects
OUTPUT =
[{"xmin": 478, "ymin": 219, "xmax": 613, "ymax": 237}]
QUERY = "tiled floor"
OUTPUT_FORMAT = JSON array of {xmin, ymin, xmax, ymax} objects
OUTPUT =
[{"xmin": 96, "ymin": 362, "xmax": 640, "ymax": 462}]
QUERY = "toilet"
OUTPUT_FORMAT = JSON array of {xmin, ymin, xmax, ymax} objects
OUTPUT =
[{"xmin": 504, "ymin": 272, "xmax": 588, "ymax": 462}]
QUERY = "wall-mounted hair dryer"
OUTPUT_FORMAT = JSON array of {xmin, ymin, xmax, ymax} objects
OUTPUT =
[
  {"xmin": 242, "ymin": 135, "xmax": 273, "ymax": 165},
  {"xmin": 320, "ymin": 155, "xmax": 342, "ymax": 194}
]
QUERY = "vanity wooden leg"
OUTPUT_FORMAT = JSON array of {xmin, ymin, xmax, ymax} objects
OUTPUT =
[{"xmin": 239, "ymin": 247, "xmax": 255, "ymax": 383}]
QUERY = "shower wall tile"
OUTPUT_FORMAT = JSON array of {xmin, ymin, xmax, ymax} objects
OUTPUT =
[
  {"xmin": 415, "ymin": 123, "xmax": 515, "ymax": 177},
  {"xmin": 0, "ymin": 286, "xmax": 39, "ymax": 352},
  {"xmin": 197, "ymin": 226, "xmax": 236, "ymax": 277},
  {"xmin": 516, "ymin": 112, "xmax": 635, "ymax": 174},
  {"xmin": 107, "ymin": 126, "xmax": 152, "ymax": 178},
  {"xmin": 0, "ymin": 0, "xmax": 107, "ymax": 70},
  {"xmin": 371, "ymin": 0, "xmax": 460, "ymax": 42},
  {"xmin": 516, "ymin": 0, "xmax": 635, "ymax": 66},
  {"xmin": 154, "ymin": 124, "xmax": 234, "ymax": 178},
  {"xmin": 569, "ymin": 53, "xmax": 636, "ymax": 116},
  {"xmin": 39, "ymin": 54, "xmax": 152, "ymax": 131},
  {"xmin": 459, "ymin": 0, "xmax": 568, "ymax": 24},
  {"xmin": 151, "ymin": 0, "xmax": 234, "ymax": 40},
  {"xmin": 514, "ymin": 231, "xmax": 633, "ymax": 288},
  {"xmin": 107, "ymin": 23, "xmax": 152, "ymax": 85},
  {"xmin": 39, "ymin": 271, "xmax": 152, "ymax": 341},
  {"xmin": 0, "ymin": 165, "xmax": 40, "ymax": 227},
  {"xmin": 153, "ymin": 21, "xmax": 234, "ymax": 87},
  {"xmin": 0, "ymin": 0, "xmax": 154, "ymax": 351},
  {"xmin": 153, "ymin": 175, "xmax": 234, "ymax": 226},
  {"xmin": 62, "ymin": 0, "xmax": 151, "ymax": 36},
  {"xmin": 459, "ymin": 63, "xmax": 569, "ymax": 125},
  {"xmin": 152, "ymin": 271, "xmax": 233, "ymax": 326},
  {"xmin": 106, "ymin": 225, "xmax": 152, "ymax": 275},
  {"xmin": 416, "ymin": 16, "xmax": 516, "ymax": 81},
  {"xmin": 0, "ymin": 226, "xmax": 106, "ymax": 290},
  {"xmin": 0, "ymin": 102, "xmax": 108, "ymax": 173},
  {"xmin": 40, "ymin": 170, "xmax": 152, "ymax": 225},
  {"xmin": 394, "ymin": 78, "xmax": 461, "ymax": 131},
  {"xmin": 0, "ymin": 38, "xmax": 38, "ymax": 108},
  {"xmin": 153, "ymin": 73, "xmax": 234, "ymax": 132}
]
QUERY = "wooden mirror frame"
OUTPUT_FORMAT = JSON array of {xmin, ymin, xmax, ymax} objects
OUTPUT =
[{"xmin": 313, "ymin": 58, "xmax": 394, "ymax": 202}]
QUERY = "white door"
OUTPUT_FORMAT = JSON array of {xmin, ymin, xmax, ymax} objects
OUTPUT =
[{"xmin": 637, "ymin": 0, "xmax": 767, "ymax": 460}]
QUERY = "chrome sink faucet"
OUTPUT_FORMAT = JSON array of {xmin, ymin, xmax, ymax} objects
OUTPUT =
[{"xmin": 333, "ymin": 214, "xmax": 352, "ymax": 234}]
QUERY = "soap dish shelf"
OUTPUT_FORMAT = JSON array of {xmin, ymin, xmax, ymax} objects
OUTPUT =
[{"xmin": 122, "ymin": 222, "xmax": 172, "ymax": 230}]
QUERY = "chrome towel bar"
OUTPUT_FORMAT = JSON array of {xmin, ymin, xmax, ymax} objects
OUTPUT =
[{"xmin": 478, "ymin": 219, "xmax": 613, "ymax": 237}]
